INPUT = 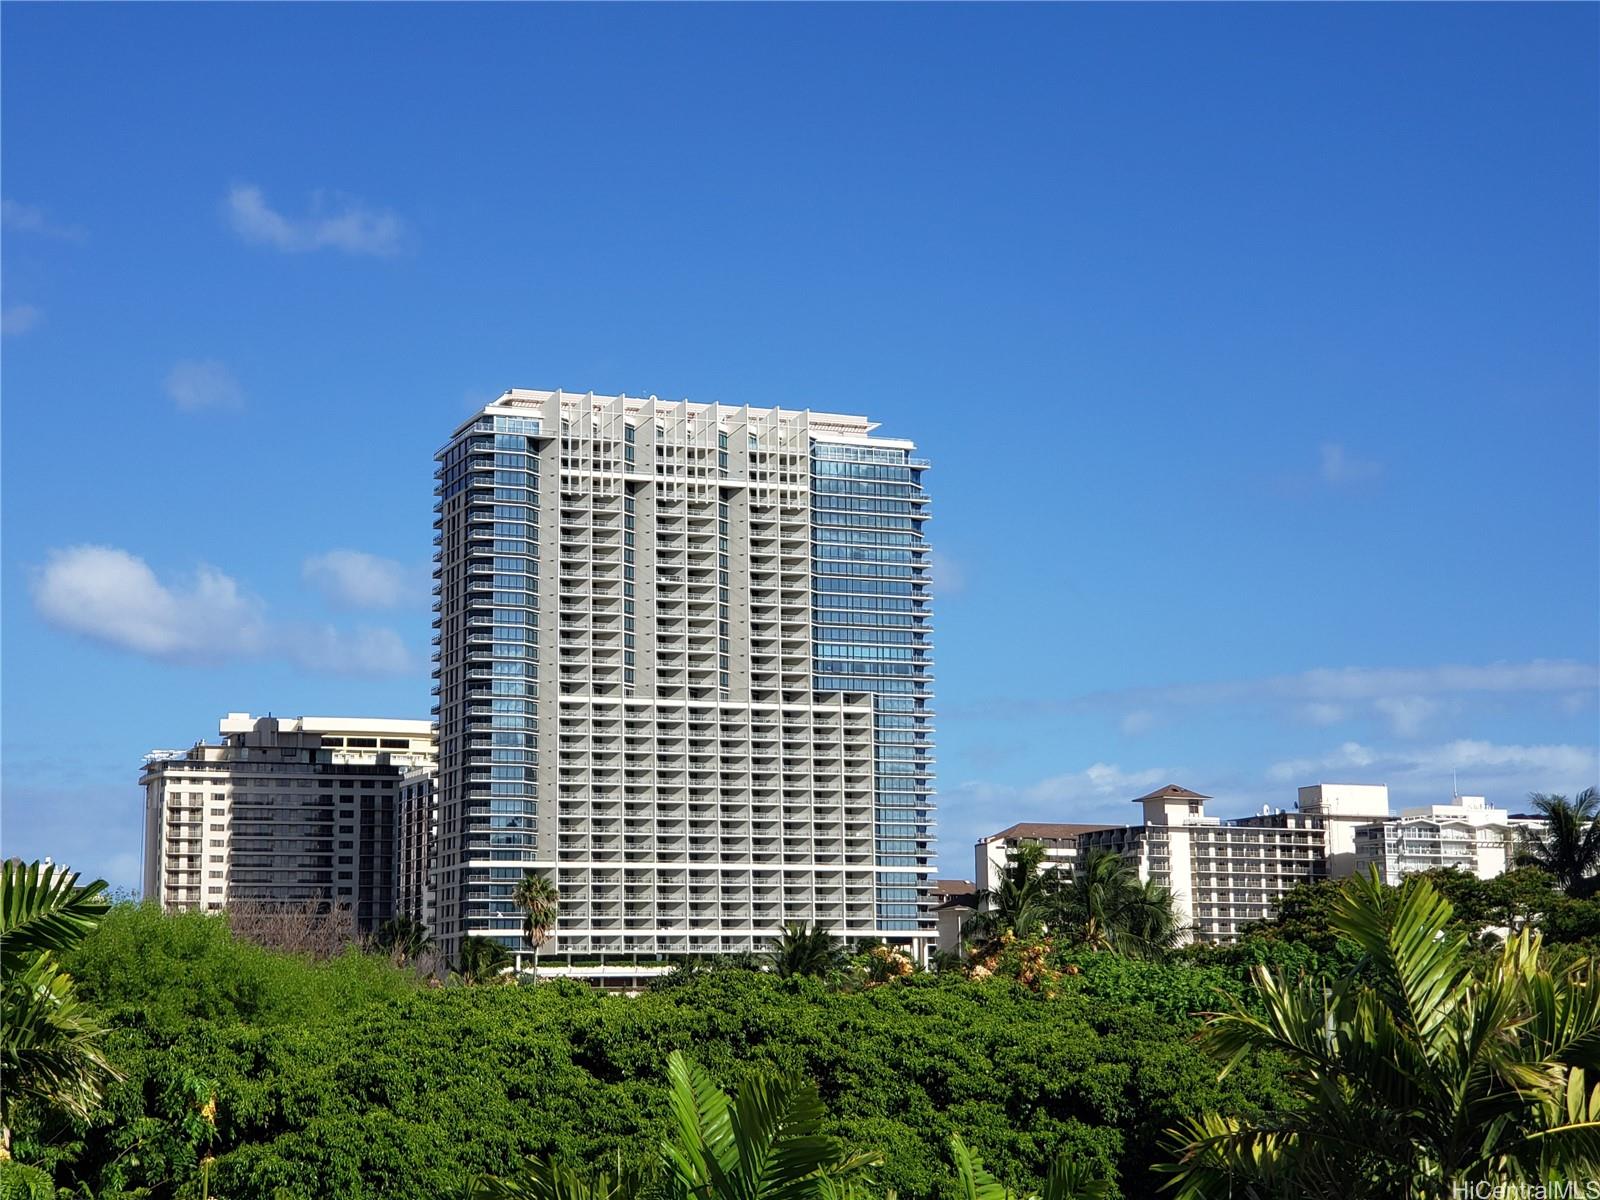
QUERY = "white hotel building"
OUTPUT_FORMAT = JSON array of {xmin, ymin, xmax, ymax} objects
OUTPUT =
[
  {"xmin": 431, "ymin": 389, "xmax": 935, "ymax": 965},
  {"xmin": 1354, "ymin": 793, "xmax": 1523, "ymax": 885}
]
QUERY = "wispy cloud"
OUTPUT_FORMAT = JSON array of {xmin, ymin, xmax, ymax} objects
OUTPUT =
[
  {"xmin": 302, "ymin": 550, "xmax": 417, "ymax": 610},
  {"xmin": 955, "ymin": 660, "xmax": 1600, "ymax": 732},
  {"xmin": 225, "ymin": 184, "xmax": 405, "ymax": 256},
  {"xmin": 165, "ymin": 359, "xmax": 245, "ymax": 412},
  {"xmin": 1, "ymin": 304, "xmax": 42, "ymax": 336},
  {"xmin": 1267, "ymin": 738, "xmax": 1597, "ymax": 798},
  {"xmin": 1319, "ymin": 442, "xmax": 1382, "ymax": 486},
  {"xmin": 2, "ymin": 199, "xmax": 86, "ymax": 241},
  {"xmin": 31, "ymin": 545, "xmax": 416, "ymax": 678}
]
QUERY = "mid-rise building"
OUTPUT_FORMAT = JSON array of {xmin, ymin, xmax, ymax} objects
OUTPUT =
[
  {"xmin": 1079, "ymin": 785, "xmax": 1328, "ymax": 942},
  {"xmin": 974, "ymin": 821, "xmax": 1116, "ymax": 893},
  {"xmin": 1354, "ymin": 793, "xmax": 1519, "ymax": 885},
  {"xmin": 141, "ymin": 713, "xmax": 435, "ymax": 931},
  {"xmin": 431, "ymin": 389, "xmax": 934, "ymax": 966}
]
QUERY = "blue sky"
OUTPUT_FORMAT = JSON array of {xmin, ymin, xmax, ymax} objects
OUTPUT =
[{"xmin": 3, "ymin": 4, "xmax": 1596, "ymax": 892}]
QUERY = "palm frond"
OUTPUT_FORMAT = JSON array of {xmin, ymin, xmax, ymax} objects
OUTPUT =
[{"xmin": 0, "ymin": 861, "xmax": 109, "ymax": 975}]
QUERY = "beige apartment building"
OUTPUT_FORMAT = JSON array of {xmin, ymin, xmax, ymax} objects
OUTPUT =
[
  {"xmin": 1077, "ymin": 786, "xmax": 1330, "ymax": 942},
  {"xmin": 141, "ymin": 713, "xmax": 435, "ymax": 932}
]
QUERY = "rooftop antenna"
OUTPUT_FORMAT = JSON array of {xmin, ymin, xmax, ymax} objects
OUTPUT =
[{"xmin": 1452, "ymin": 767, "xmax": 1459, "ymax": 801}]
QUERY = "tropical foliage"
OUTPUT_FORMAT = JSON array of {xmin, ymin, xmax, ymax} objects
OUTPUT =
[
  {"xmin": 1048, "ymin": 849, "xmax": 1180, "ymax": 958},
  {"xmin": 0, "ymin": 861, "xmax": 118, "ymax": 1153},
  {"xmin": 458, "ymin": 934, "xmax": 514, "ymax": 983},
  {"xmin": 10, "ymin": 896, "xmax": 1292, "ymax": 1198},
  {"xmin": 473, "ymin": 1049, "xmax": 882, "ymax": 1200},
  {"xmin": 1164, "ymin": 867, "xmax": 1600, "ymax": 1197},
  {"xmin": 373, "ymin": 913, "xmax": 434, "ymax": 965},
  {"xmin": 967, "ymin": 842, "xmax": 1051, "ymax": 942},
  {"xmin": 8, "ymin": 855, "xmax": 1599, "ymax": 1199},
  {"xmin": 1517, "ymin": 788, "xmax": 1600, "ymax": 898},
  {"xmin": 765, "ymin": 923, "xmax": 849, "ymax": 979},
  {"xmin": 963, "ymin": 845, "xmax": 1182, "ymax": 984},
  {"xmin": 511, "ymin": 872, "xmax": 560, "ymax": 981}
]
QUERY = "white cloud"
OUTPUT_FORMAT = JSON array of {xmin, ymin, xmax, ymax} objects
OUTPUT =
[
  {"xmin": 226, "ymin": 184, "xmax": 404, "ymax": 256},
  {"xmin": 1080, "ymin": 762, "xmax": 1174, "ymax": 796},
  {"xmin": 32, "ymin": 545, "xmax": 266, "ymax": 661},
  {"xmin": 1319, "ymin": 442, "xmax": 1381, "ymax": 486},
  {"xmin": 303, "ymin": 550, "xmax": 413, "ymax": 609},
  {"xmin": 2, "ymin": 304, "xmax": 42, "ymax": 336},
  {"xmin": 1268, "ymin": 738, "xmax": 1596, "ymax": 799},
  {"xmin": 1, "ymin": 199, "xmax": 85, "ymax": 241},
  {"xmin": 31, "ymin": 545, "xmax": 417, "ymax": 679},
  {"xmin": 1268, "ymin": 741, "xmax": 1378, "ymax": 783},
  {"xmin": 166, "ymin": 359, "xmax": 245, "ymax": 412}
]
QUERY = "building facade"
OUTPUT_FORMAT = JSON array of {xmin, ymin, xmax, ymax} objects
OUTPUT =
[
  {"xmin": 1078, "ymin": 785, "xmax": 1328, "ymax": 943},
  {"xmin": 141, "ymin": 714, "xmax": 436, "ymax": 931},
  {"xmin": 395, "ymin": 766, "xmax": 439, "ymax": 929},
  {"xmin": 1295, "ymin": 783, "xmax": 1393, "ymax": 876},
  {"xmin": 1354, "ymin": 794, "xmax": 1519, "ymax": 885},
  {"xmin": 930, "ymin": 877, "xmax": 977, "ymax": 953},
  {"xmin": 431, "ymin": 389, "xmax": 935, "ymax": 965}
]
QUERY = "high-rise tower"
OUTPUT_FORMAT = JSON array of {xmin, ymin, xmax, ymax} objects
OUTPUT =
[{"xmin": 431, "ymin": 390, "xmax": 934, "ymax": 966}]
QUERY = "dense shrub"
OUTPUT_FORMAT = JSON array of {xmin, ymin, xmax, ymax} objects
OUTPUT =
[{"xmin": 28, "ymin": 906, "xmax": 1294, "ymax": 1200}]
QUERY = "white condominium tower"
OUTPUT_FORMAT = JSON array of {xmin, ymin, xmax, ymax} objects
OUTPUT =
[{"xmin": 431, "ymin": 389, "xmax": 935, "ymax": 965}]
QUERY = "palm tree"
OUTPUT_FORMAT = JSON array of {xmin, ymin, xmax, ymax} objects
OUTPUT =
[
  {"xmin": 1050, "ymin": 849, "xmax": 1180, "ymax": 958},
  {"xmin": 472, "ymin": 1050, "xmax": 881, "ymax": 1200},
  {"xmin": 1517, "ymin": 787, "xmax": 1600, "ymax": 897},
  {"xmin": 373, "ymin": 914, "xmax": 433, "ymax": 965},
  {"xmin": 1163, "ymin": 868, "xmax": 1600, "ymax": 1197},
  {"xmin": 456, "ymin": 935, "xmax": 512, "ymax": 984},
  {"xmin": 766, "ymin": 923, "xmax": 848, "ymax": 979},
  {"xmin": 0, "ymin": 860, "xmax": 121, "ymax": 1154},
  {"xmin": 949, "ymin": 1133, "xmax": 1109, "ymax": 1200},
  {"xmin": 510, "ymin": 871, "xmax": 560, "ymax": 982},
  {"xmin": 966, "ymin": 841, "xmax": 1050, "ymax": 942}
]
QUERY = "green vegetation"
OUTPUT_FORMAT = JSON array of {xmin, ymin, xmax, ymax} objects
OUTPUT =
[
  {"xmin": 458, "ymin": 934, "xmax": 514, "ymax": 983},
  {"xmin": 0, "ymin": 861, "xmax": 118, "ymax": 1157},
  {"xmin": 5, "ymin": 856, "xmax": 1598, "ymax": 1199},
  {"xmin": 965, "ymin": 845, "xmax": 1180, "ymax": 960},
  {"xmin": 1166, "ymin": 870, "xmax": 1600, "ymax": 1197},
  {"xmin": 7, "ymin": 890, "xmax": 1292, "ymax": 1199},
  {"xmin": 511, "ymin": 872, "xmax": 560, "ymax": 982},
  {"xmin": 765, "ymin": 924, "xmax": 850, "ymax": 980},
  {"xmin": 1517, "ymin": 788, "xmax": 1600, "ymax": 898}
]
